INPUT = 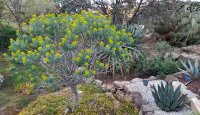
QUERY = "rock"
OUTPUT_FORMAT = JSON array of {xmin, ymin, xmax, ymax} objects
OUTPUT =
[
  {"xmin": 153, "ymin": 106, "xmax": 193, "ymax": 115},
  {"xmin": 146, "ymin": 76, "xmax": 157, "ymax": 81},
  {"xmin": 165, "ymin": 75, "xmax": 179, "ymax": 83},
  {"xmin": 141, "ymin": 103, "xmax": 159, "ymax": 113},
  {"xmin": 181, "ymin": 45, "xmax": 200, "ymax": 55},
  {"xmin": 172, "ymin": 81, "xmax": 198, "ymax": 103},
  {"xmin": 131, "ymin": 78, "xmax": 143, "ymax": 83},
  {"xmin": 198, "ymin": 89, "xmax": 200, "ymax": 95},
  {"xmin": 113, "ymin": 81, "xmax": 131, "ymax": 89},
  {"xmin": 124, "ymin": 94, "xmax": 131, "ymax": 102},
  {"xmin": 84, "ymin": 77, "xmax": 94, "ymax": 84},
  {"xmin": 145, "ymin": 112, "xmax": 153, "ymax": 115},
  {"xmin": 94, "ymin": 79, "xmax": 102, "ymax": 87},
  {"xmin": 181, "ymin": 89, "xmax": 198, "ymax": 100},
  {"xmin": 101, "ymin": 84, "xmax": 113, "ymax": 92},
  {"xmin": 115, "ymin": 91, "xmax": 124, "ymax": 101},
  {"xmin": 106, "ymin": 92, "xmax": 114, "ymax": 99},
  {"xmin": 171, "ymin": 52, "xmax": 181, "ymax": 59},
  {"xmin": 178, "ymin": 53, "xmax": 200, "ymax": 63},
  {"xmin": 113, "ymin": 80, "xmax": 194, "ymax": 115},
  {"xmin": 130, "ymin": 92, "xmax": 142, "ymax": 100},
  {"xmin": 191, "ymin": 98, "xmax": 200, "ymax": 115},
  {"xmin": 0, "ymin": 74, "xmax": 4, "ymax": 87},
  {"xmin": 114, "ymin": 100, "xmax": 121, "ymax": 109},
  {"xmin": 172, "ymin": 81, "xmax": 187, "ymax": 89},
  {"xmin": 122, "ymin": 80, "xmax": 193, "ymax": 114},
  {"xmin": 138, "ymin": 110, "xmax": 143, "ymax": 115}
]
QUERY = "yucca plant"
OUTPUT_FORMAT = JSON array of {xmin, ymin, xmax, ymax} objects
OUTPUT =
[{"xmin": 151, "ymin": 82, "xmax": 187, "ymax": 112}]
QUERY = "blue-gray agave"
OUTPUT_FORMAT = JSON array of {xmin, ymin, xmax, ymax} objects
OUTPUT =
[
  {"xmin": 179, "ymin": 59, "xmax": 200, "ymax": 79},
  {"xmin": 151, "ymin": 82, "xmax": 187, "ymax": 112}
]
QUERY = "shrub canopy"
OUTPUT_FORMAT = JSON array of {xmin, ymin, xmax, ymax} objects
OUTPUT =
[{"xmin": 7, "ymin": 11, "xmax": 135, "ymax": 92}]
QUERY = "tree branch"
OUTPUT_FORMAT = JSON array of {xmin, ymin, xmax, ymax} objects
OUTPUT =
[{"xmin": 127, "ymin": 0, "xmax": 143, "ymax": 25}]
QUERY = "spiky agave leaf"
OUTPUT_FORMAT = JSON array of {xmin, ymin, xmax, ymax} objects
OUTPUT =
[
  {"xmin": 194, "ymin": 59, "xmax": 199, "ymax": 78},
  {"xmin": 151, "ymin": 82, "xmax": 187, "ymax": 112},
  {"xmin": 170, "ymin": 94, "xmax": 187, "ymax": 111},
  {"xmin": 152, "ymin": 85, "xmax": 160, "ymax": 103},
  {"xmin": 173, "ymin": 85, "xmax": 181, "ymax": 103}
]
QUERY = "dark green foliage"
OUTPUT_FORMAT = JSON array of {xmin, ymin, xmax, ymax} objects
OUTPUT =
[
  {"xmin": 151, "ymin": 82, "xmax": 187, "ymax": 112},
  {"xmin": 0, "ymin": 0, "xmax": 4, "ymax": 18},
  {"xmin": 54, "ymin": 0, "xmax": 91, "ymax": 13},
  {"xmin": 154, "ymin": 2, "xmax": 200, "ymax": 47},
  {"xmin": 0, "ymin": 21, "xmax": 16, "ymax": 51},
  {"xmin": 137, "ymin": 55, "xmax": 182, "ymax": 77}
]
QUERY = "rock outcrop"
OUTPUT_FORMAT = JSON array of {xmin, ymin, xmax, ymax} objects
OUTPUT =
[{"xmin": 112, "ymin": 78, "xmax": 194, "ymax": 115}]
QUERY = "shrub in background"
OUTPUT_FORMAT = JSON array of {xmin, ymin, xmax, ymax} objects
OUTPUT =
[
  {"xmin": 137, "ymin": 56, "xmax": 182, "ymax": 77},
  {"xmin": 0, "ymin": 21, "xmax": 16, "ymax": 51},
  {"xmin": 137, "ymin": 42, "xmax": 182, "ymax": 78},
  {"xmin": 155, "ymin": 3, "xmax": 200, "ymax": 47},
  {"xmin": 6, "ymin": 11, "xmax": 135, "ymax": 111}
]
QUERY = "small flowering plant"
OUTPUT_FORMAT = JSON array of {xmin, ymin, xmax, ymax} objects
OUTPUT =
[{"xmin": 6, "ymin": 11, "xmax": 135, "ymax": 111}]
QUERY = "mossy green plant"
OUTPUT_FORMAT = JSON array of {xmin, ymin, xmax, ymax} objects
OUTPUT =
[{"xmin": 19, "ymin": 84, "xmax": 138, "ymax": 115}]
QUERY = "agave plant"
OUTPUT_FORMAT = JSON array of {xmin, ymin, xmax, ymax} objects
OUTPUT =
[
  {"xmin": 179, "ymin": 59, "xmax": 200, "ymax": 80},
  {"xmin": 151, "ymin": 82, "xmax": 187, "ymax": 112},
  {"xmin": 118, "ymin": 24, "xmax": 146, "ymax": 40}
]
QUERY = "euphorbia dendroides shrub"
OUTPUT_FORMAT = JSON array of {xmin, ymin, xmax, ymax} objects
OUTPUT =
[{"xmin": 6, "ymin": 11, "xmax": 135, "ymax": 111}]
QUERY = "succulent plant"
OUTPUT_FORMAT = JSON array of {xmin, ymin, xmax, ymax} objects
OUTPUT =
[
  {"xmin": 116, "ymin": 24, "xmax": 146, "ymax": 40},
  {"xmin": 151, "ymin": 82, "xmax": 187, "ymax": 112},
  {"xmin": 179, "ymin": 59, "xmax": 200, "ymax": 80}
]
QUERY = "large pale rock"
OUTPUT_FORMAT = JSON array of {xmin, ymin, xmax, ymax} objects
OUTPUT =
[
  {"xmin": 120, "ymin": 80, "xmax": 193, "ymax": 115},
  {"xmin": 124, "ymin": 80, "xmax": 165, "ymax": 103},
  {"xmin": 113, "ymin": 81, "xmax": 131, "ymax": 89},
  {"xmin": 165, "ymin": 75, "xmax": 179, "ymax": 83},
  {"xmin": 141, "ymin": 103, "xmax": 159, "ymax": 113},
  {"xmin": 191, "ymin": 98, "xmax": 200, "ymax": 115},
  {"xmin": 94, "ymin": 79, "xmax": 102, "ymax": 87},
  {"xmin": 112, "ymin": 79, "xmax": 196, "ymax": 115},
  {"xmin": 84, "ymin": 77, "xmax": 94, "ymax": 84},
  {"xmin": 131, "ymin": 78, "xmax": 143, "ymax": 83},
  {"xmin": 172, "ymin": 81, "xmax": 198, "ymax": 102},
  {"xmin": 172, "ymin": 81, "xmax": 187, "ymax": 89},
  {"xmin": 101, "ymin": 84, "xmax": 113, "ymax": 92},
  {"xmin": 153, "ymin": 105, "xmax": 192, "ymax": 115},
  {"xmin": 146, "ymin": 76, "xmax": 157, "ymax": 81}
]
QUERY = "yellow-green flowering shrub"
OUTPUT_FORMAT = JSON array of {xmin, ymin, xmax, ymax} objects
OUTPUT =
[{"xmin": 7, "ymin": 11, "xmax": 135, "ymax": 111}]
